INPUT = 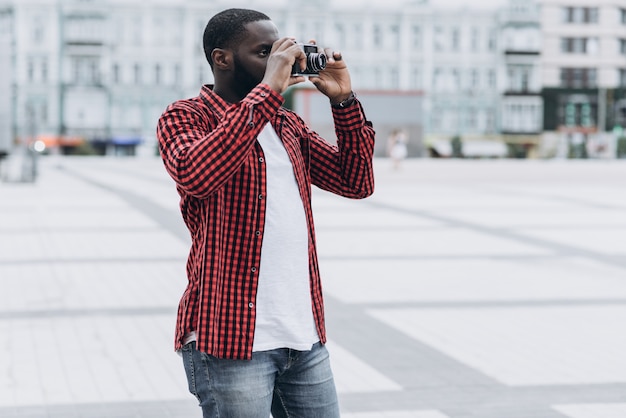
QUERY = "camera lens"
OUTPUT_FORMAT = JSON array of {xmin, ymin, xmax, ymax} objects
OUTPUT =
[{"xmin": 306, "ymin": 52, "xmax": 327, "ymax": 73}]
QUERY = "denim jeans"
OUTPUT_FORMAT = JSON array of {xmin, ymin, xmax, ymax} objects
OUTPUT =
[{"xmin": 181, "ymin": 341, "xmax": 340, "ymax": 418}]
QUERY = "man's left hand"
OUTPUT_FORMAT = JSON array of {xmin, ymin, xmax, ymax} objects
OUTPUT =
[{"xmin": 309, "ymin": 45, "xmax": 352, "ymax": 104}]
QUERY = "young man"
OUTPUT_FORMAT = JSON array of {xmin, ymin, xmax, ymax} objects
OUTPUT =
[{"xmin": 156, "ymin": 8, "xmax": 375, "ymax": 418}]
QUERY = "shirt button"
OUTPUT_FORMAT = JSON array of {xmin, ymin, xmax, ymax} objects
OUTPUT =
[
  {"xmin": 255, "ymin": 231, "xmax": 261, "ymax": 236},
  {"xmin": 258, "ymin": 194, "xmax": 264, "ymax": 200},
  {"xmin": 259, "ymin": 157, "xmax": 264, "ymax": 163},
  {"xmin": 248, "ymin": 302, "xmax": 255, "ymax": 308},
  {"xmin": 248, "ymin": 121, "xmax": 255, "ymax": 127},
  {"xmin": 260, "ymin": 92, "xmax": 266, "ymax": 97},
  {"xmin": 251, "ymin": 267, "xmax": 257, "ymax": 273}
]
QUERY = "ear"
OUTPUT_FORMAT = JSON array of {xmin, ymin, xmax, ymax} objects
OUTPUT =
[{"xmin": 212, "ymin": 48, "xmax": 233, "ymax": 71}]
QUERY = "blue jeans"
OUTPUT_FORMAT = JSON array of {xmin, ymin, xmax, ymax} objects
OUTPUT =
[{"xmin": 181, "ymin": 341, "xmax": 340, "ymax": 418}]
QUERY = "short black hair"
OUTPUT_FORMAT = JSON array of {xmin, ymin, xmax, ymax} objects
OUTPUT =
[{"xmin": 203, "ymin": 8, "xmax": 271, "ymax": 68}]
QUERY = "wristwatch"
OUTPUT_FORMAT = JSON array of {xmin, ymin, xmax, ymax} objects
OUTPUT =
[{"xmin": 331, "ymin": 91, "xmax": 356, "ymax": 109}]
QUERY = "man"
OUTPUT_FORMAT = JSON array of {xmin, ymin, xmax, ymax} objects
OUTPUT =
[{"xmin": 156, "ymin": 8, "xmax": 375, "ymax": 418}]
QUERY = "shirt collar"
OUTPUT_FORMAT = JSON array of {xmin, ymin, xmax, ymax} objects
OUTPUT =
[
  {"xmin": 199, "ymin": 84, "xmax": 229, "ymax": 120},
  {"xmin": 198, "ymin": 83, "xmax": 286, "ymax": 124}
]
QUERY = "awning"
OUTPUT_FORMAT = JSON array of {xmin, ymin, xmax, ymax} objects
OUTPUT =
[{"xmin": 110, "ymin": 137, "xmax": 143, "ymax": 145}]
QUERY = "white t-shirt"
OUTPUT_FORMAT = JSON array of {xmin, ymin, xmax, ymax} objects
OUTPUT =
[{"xmin": 252, "ymin": 123, "xmax": 319, "ymax": 352}]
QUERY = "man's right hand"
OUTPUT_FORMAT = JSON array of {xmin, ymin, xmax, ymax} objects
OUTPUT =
[{"xmin": 261, "ymin": 37, "xmax": 307, "ymax": 94}]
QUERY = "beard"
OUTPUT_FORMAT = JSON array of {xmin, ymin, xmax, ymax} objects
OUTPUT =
[{"xmin": 232, "ymin": 54, "xmax": 264, "ymax": 98}]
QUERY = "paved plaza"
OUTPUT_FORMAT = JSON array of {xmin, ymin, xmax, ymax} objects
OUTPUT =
[{"xmin": 1, "ymin": 155, "xmax": 626, "ymax": 418}]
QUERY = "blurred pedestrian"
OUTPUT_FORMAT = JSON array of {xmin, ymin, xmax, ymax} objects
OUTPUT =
[
  {"xmin": 387, "ymin": 128, "xmax": 408, "ymax": 169},
  {"xmin": 156, "ymin": 8, "xmax": 375, "ymax": 418}
]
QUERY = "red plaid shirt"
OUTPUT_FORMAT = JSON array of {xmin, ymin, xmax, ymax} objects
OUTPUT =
[{"xmin": 157, "ymin": 84, "xmax": 375, "ymax": 360}]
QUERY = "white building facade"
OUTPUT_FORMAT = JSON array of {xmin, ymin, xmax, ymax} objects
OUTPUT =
[
  {"xmin": 0, "ymin": 5, "xmax": 13, "ymax": 156},
  {"xmin": 0, "ymin": 0, "xmax": 549, "ymax": 157},
  {"xmin": 539, "ymin": 0, "xmax": 626, "ymax": 158},
  {"xmin": 497, "ymin": 0, "xmax": 544, "ymax": 157}
]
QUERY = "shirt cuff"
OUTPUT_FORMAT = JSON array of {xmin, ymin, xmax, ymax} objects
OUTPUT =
[
  {"xmin": 241, "ymin": 84, "xmax": 284, "ymax": 120},
  {"xmin": 332, "ymin": 99, "xmax": 367, "ymax": 131}
]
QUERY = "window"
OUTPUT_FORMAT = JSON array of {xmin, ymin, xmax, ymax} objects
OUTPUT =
[
  {"xmin": 90, "ymin": 60, "xmax": 100, "ymax": 84},
  {"xmin": 434, "ymin": 26, "xmax": 444, "ymax": 50},
  {"xmin": 467, "ymin": 108, "xmax": 477, "ymax": 129},
  {"xmin": 42, "ymin": 58, "xmax": 48, "ymax": 82},
  {"xmin": 485, "ymin": 109, "xmax": 495, "ymax": 133},
  {"xmin": 410, "ymin": 67, "xmax": 421, "ymax": 89},
  {"xmin": 622, "ymin": 9, "xmax": 626, "ymax": 24},
  {"xmin": 433, "ymin": 68, "xmax": 442, "ymax": 90},
  {"xmin": 373, "ymin": 24, "xmax": 382, "ymax": 48},
  {"xmin": 27, "ymin": 59, "xmax": 34, "ymax": 82},
  {"xmin": 560, "ymin": 68, "xmax": 597, "ymax": 88},
  {"xmin": 621, "ymin": 39, "xmax": 626, "ymax": 55},
  {"xmin": 40, "ymin": 101, "xmax": 48, "ymax": 124},
  {"xmin": 411, "ymin": 25, "xmax": 421, "ymax": 49},
  {"xmin": 431, "ymin": 108, "xmax": 441, "ymax": 130},
  {"xmin": 487, "ymin": 30, "xmax": 497, "ymax": 51},
  {"xmin": 390, "ymin": 67, "xmax": 399, "ymax": 89},
  {"xmin": 521, "ymin": 68, "xmax": 529, "ymax": 91},
  {"xmin": 620, "ymin": 69, "xmax": 626, "ymax": 87},
  {"xmin": 374, "ymin": 67, "xmax": 382, "ymax": 87},
  {"xmin": 133, "ymin": 63, "xmax": 141, "ymax": 84},
  {"xmin": 452, "ymin": 69, "xmax": 460, "ymax": 89},
  {"xmin": 112, "ymin": 63, "xmax": 120, "ymax": 84},
  {"xmin": 563, "ymin": 7, "xmax": 598, "ymax": 23},
  {"xmin": 32, "ymin": 16, "xmax": 44, "ymax": 42},
  {"xmin": 488, "ymin": 69, "xmax": 496, "ymax": 88},
  {"xmin": 561, "ymin": 37, "xmax": 598, "ymax": 54},
  {"xmin": 507, "ymin": 65, "xmax": 532, "ymax": 91},
  {"xmin": 155, "ymin": 63, "xmax": 161, "ymax": 85},
  {"xmin": 411, "ymin": 68, "xmax": 422, "ymax": 89},
  {"xmin": 471, "ymin": 68, "xmax": 479, "ymax": 88},
  {"xmin": 389, "ymin": 25, "xmax": 400, "ymax": 49},
  {"xmin": 562, "ymin": 101, "xmax": 596, "ymax": 127},
  {"xmin": 451, "ymin": 28, "xmax": 460, "ymax": 51},
  {"xmin": 471, "ymin": 28, "xmax": 479, "ymax": 51},
  {"xmin": 71, "ymin": 56, "xmax": 100, "ymax": 85},
  {"xmin": 0, "ymin": 11, "xmax": 12, "ymax": 36}
]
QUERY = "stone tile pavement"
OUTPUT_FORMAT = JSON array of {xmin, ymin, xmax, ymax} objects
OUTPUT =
[{"xmin": 1, "ymin": 155, "xmax": 626, "ymax": 418}]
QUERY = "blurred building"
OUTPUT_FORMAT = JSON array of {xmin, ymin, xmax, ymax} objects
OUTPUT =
[
  {"xmin": 0, "ymin": 0, "xmax": 208, "ymax": 155},
  {"xmin": 426, "ymin": 5, "xmax": 502, "ymax": 148},
  {"xmin": 498, "ymin": 0, "xmax": 544, "ymax": 158},
  {"xmin": 0, "ymin": 0, "xmax": 622, "ymax": 158},
  {"xmin": 0, "ymin": 6, "xmax": 13, "ymax": 157},
  {"xmin": 539, "ymin": 0, "xmax": 626, "ymax": 158}
]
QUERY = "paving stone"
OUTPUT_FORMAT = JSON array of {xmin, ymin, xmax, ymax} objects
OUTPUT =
[{"xmin": 1, "ymin": 157, "xmax": 625, "ymax": 417}]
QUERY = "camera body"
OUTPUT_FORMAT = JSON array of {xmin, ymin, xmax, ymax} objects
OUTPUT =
[{"xmin": 292, "ymin": 43, "xmax": 327, "ymax": 76}]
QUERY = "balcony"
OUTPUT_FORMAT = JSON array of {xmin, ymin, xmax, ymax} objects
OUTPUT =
[{"xmin": 63, "ymin": 15, "xmax": 107, "ymax": 46}]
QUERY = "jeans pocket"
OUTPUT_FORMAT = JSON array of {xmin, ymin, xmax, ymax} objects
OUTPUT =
[{"xmin": 181, "ymin": 342, "xmax": 201, "ymax": 402}]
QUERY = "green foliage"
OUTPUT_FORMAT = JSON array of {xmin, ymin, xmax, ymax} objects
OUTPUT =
[
  {"xmin": 617, "ymin": 137, "xmax": 626, "ymax": 158},
  {"xmin": 450, "ymin": 135, "xmax": 463, "ymax": 158}
]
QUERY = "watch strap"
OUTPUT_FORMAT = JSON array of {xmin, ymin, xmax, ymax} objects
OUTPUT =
[{"xmin": 331, "ymin": 91, "xmax": 356, "ymax": 109}]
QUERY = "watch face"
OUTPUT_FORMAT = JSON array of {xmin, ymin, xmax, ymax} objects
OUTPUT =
[{"xmin": 334, "ymin": 92, "xmax": 355, "ymax": 108}]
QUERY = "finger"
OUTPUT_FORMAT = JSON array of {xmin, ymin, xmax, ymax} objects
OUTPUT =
[
  {"xmin": 274, "ymin": 37, "xmax": 297, "ymax": 52},
  {"xmin": 289, "ymin": 75, "xmax": 306, "ymax": 86},
  {"xmin": 309, "ymin": 76, "xmax": 322, "ymax": 87},
  {"xmin": 322, "ymin": 48, "xmax": 338, "ymax": 63}
]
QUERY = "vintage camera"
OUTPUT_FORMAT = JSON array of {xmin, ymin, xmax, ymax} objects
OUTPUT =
[{"xmin": 292, "ymin": 43, "xmax": 327, "ymax": 76}]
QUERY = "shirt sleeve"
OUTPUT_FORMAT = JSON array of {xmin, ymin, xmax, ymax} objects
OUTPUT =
[
  {"xmin": 306, "ymin": 99, "xmax": 376, "ymax": 199},
  {"xmin": 156, "ymin": 84, "xmax": 284, "ymax": 199}
]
